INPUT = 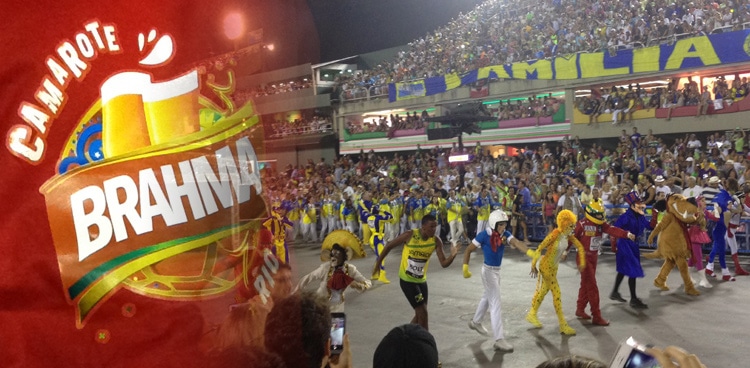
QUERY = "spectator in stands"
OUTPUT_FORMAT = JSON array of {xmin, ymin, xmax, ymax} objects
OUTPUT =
[
  {"xmin": 542, "ymin": 190, "xmax": 557, "ymax": 232},
  {"xmin": 701, "ymin": 176, "xmax": 722, "ymax": 203},
  {"xmin": 511, "ymin": 184, "xmax": 529, "ymax": 241},
  {"xmin": 639, "ymin": 174, "xmax": 657, "ymax": 206},
  {"xmin": 333, "ymin": 0, "xmax": 750, "ymax": 106},
  {"xmin": 733, "ymin": 128, "xmax": 746, "ymax": 155},
  {"xmin": 579, "ymin": 185, "xmax": 593, "ymax": 208},
  {"xmin": 557, "ymin": 184, "xmax": 582, "ymax": 218}
]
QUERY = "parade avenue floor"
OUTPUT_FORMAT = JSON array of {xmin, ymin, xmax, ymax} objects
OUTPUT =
[{"xmin": 290, "ymin": 240, "xmax": 749, "ymax": 367}]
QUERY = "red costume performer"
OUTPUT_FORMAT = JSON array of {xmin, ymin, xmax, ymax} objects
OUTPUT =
[{"xmin": 565, "ymin": 201, "xmax": 633, "ymax": 326}]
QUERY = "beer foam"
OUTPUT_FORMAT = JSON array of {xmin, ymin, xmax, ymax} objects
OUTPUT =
[
  {"xmin": 142, "ymin": 70, "xmax": 198, "ymax": 102},
  {"xmin": 100, "ymin": 72, "xmax": 152, "ymax": 104}
]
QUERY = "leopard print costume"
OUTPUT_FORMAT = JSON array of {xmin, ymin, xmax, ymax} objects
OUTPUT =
[{"xmin": 526, "ymin": 210, "xmax": 585, "ymax": 335}]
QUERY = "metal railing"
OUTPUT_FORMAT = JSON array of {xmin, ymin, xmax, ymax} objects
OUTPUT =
[{"xmin": 339, "ymin": 84, "xmax": 390, "ymax": 102}]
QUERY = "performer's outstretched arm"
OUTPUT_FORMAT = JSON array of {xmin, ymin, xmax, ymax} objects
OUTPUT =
[
  {"xmin": 372, "ymin": 230, "xmax": 410, "ymax": 277},
  {"xmin": 436, "ymin": 236, "xmax": 458, "ymax": 268}
]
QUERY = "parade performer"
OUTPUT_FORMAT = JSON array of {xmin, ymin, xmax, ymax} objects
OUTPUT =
[
  {"xmin": 287, "ymin": 197, "xmax": 302, "ymax": 243},
  {"xmin": 262, "ymin": 205, "xmax": 294, "ymax": 264},
  {"xmin": 373, "ymin": 214, "xmax": 458, "ymax": 331},
  {"xmin": 296, "ymin": 242, "xmax": 371, "ymax": 313},
  {"xmin": 687, "ymin": 196, "xmax": 713, "ymax": 288},
  {"xmin": 377, "ymin": 195, "xmax": 391, "ymax": 241},
  {"xmin": 723, "ymin": 179, "xmax": 749, "ymax": 276},
  {"xmin": 610, "ymin": 192, "xmax": 658, "ymax": 308},
  {"xmin": 341, "ymin": 198, "xmax": 359, "ymax": 234},
  {"xmin": 705, "ymin": 190, "xmax": 737, "ymax": 281},
  {"xmin": 386, "ymin": 191, "xmax": 402, "ymax": 243},
  {"xmin": 565, "ymin": 201, "xmax": 634, "ymax": 326},
  {"xmin": 359, "ymin": 192, "xmax": 374, "ymax": 245},
  {"xmin": 474, "ymin": 186, "xmax": 494, "ymax": 235},
  {"xmin": 300, "ymin": 196, "xmax": 319, "ymax": 243},
  {"xmin": 446, "ymin": 189, "xmax": 466, "ymax": 247},
  {"xmin": 645, "ymin": 194, "xmax": 702, "ymax": 295},
  {"xmin": 409, "ymin": 189, "xmax": 427, "ymax": 231},
  {"xmin": 318, "ymin": 194, "xmax": 337, "ymax": 242},
  {"xmin": 368, "ymin": 204, "xmax": 394, "ymax": 284},
  {"xmin": 463, "ymin": 210, "xmax": 533, "ymax": 352},
  {"xmin": 425, "ymin": 194, "xmax": 444, "ymax": 241},
  {"xmin": 526, "ymin": 210, "xmax": 585, "ymax": 335}
]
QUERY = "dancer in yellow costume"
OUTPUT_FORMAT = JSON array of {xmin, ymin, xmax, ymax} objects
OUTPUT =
[
  {"xmin": 263, "ymin": 206, "xmax": 294, "ymax": 264},
  {"xmin": 526, "ymin": 210, "xmax": 585, "ymax": 335},
  {"xmin": 358, "ymin": 193, "xmax": 373, "ymax": 245},
  {"xmin": 367, "ymin": 204, "xmax": 393, "ymax": 284}
]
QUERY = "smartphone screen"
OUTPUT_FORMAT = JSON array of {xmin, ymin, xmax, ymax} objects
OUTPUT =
[
  {"xmin": 330, "ymin": 313, "xmax": 345, "ymax": 354},
  {"xmin": 622, "ymin": 349, "xmax": 660, "ymax": 368},
  {"xmin": 610, "ymin": 337, "xmax": 661, "ymax": 368}
]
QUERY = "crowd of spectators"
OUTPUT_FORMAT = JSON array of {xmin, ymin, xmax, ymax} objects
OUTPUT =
[
  {"xmin": 577, "ymin": 72, "xmax": 750, "ymax": 124},
  {"xmin": 261, "ymin": 126, "xmax": 749, "ymax": 247},
  {"xmin": 335, "ymin": 0, "xmax": 750, "ymax": 100},
  {"xmin": 343, "ymin": 94, "xmax": 564, "ymax": 138},
  {"xmin": 233, "ymin": 78, "xmax": 313, "ymax": 105},
  {"xmin": 493, "ymin": 94, "xmax": 562, "ymax": 121},
  {"xmin": 266, "ymin": 115, "xmax": 332, "ymax": 138},
  {"xmin": 346, "ymin": 110, "xmax": 429, "ymax": 135}
]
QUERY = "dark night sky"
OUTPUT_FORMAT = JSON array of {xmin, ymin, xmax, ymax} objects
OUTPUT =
[{"xmin": 307, "ymin": 0, "xmax": 486, "ymax": 62}]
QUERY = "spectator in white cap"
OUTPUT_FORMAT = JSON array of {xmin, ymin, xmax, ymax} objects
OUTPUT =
[
  {"xmin": 701, "ymin": 176, "xmax": 721, "ymax": 204},
  {"xmin": 654, "ymin": 176, "xmax": 672, "ymax": 197}
]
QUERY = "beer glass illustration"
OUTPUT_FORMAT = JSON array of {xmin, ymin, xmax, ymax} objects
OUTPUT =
[
  {"xmin": 100, "ymin": 72, "xmax": 152, "ymax": 158},
  {"xmin": 142, "ymin": 70, "xmax": 200, "ymax": 145}
]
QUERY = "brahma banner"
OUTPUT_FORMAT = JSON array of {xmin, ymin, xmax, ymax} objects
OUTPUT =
[{"xmin": 0, "ymin": 1, "xmax": 281, "ymax": 366}]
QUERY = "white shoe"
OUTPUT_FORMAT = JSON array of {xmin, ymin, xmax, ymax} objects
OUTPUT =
[
  {"xmin": 697, "ymin": 269, "xmax": 712, "ymax": 288},
  {"xmin": 493, "ymin": 339, "xmax": 514, "ymax": 352},
  {"xmin": 468, "ymin": 320, "xmax": 489, "ymax": 336}
]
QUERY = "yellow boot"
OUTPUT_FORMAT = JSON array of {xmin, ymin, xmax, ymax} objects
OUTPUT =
[
  {"xmin": 525, "ymin": 311, "xmax": 542, "ymax": 328},
  {"xmin": 559, "ymin": 324, "xmax": 577, "ymax": 335},
  {"xmin": 378, "ymin": 269, "xmax": 391, "ymax": 284}
]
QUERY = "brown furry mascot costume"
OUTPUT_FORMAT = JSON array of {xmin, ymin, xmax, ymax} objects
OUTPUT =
[{"xmin": 645, "ymin": 194, "xmax": 701, "ymax": 296}]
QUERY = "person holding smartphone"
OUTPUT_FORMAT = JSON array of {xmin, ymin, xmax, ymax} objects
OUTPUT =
[
  {"xmin": 463, "ymin": 210, "xmax": 533, "ymax": 352},
  {"xmin": 609, "ymin": 337, "xmax": 707, "ymax": 368},
  {"xmin": 265, "ymin": 292, "xmax": 353, "ymax": 368},
  {"xmin": 372, "ymin": 214, "xmax": 458, "ymax": 331}
]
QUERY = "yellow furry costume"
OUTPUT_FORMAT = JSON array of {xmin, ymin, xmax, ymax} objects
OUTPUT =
[
  {"xmin": 645, "ymin": 194, "xmax": 701, "ymax": 296},
  {"xmin": 526, "ymin": 210, "xmax": 585, "ymax": 335}
]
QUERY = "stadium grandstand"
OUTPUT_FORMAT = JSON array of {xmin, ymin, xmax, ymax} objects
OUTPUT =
[{"xmin": 211, "ymin": 0, "xmax": 750, "ymax": 256}]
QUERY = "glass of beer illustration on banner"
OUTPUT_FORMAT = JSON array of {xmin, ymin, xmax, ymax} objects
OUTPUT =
[
  {"xmin": 143, "ymin": 70, "xmax": 200, "ymax": 145},
  {"xmin": 100, "ymin": 72, "xmax": 152, "ymax": 158}
]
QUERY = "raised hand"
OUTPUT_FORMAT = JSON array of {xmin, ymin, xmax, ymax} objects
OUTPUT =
[{"xmin": 450, "ymin": 244, "xmax": 458, "ymax": 257}]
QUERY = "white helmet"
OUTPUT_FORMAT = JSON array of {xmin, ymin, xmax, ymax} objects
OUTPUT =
[{"xmin": 488, "ymin": 210, "xmax": 509, "ymax": 231}]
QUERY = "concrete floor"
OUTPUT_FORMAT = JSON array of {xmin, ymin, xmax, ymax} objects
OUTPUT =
[{"xmin": 290, "ymin": 241, "xmax": 749, "ymax": 368}]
